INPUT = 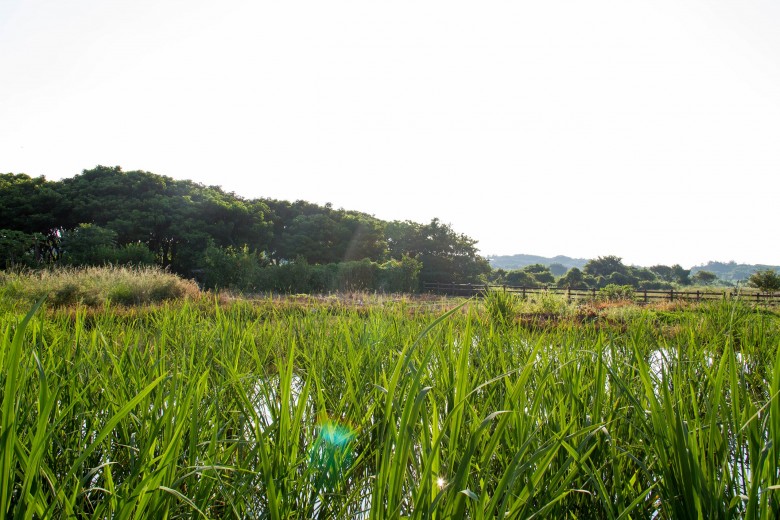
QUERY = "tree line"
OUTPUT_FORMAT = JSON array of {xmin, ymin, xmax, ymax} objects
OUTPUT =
[
  {"xmin": 4, "ymin": 166, "xmax": 777, "ymax": 293},
  {"xmin": 0, "ymin": 166, "xmax": 489, "ymax": 291},
  {"xmin": 490, "ymin": 256, "xmax": 780, "ymax": 292}
]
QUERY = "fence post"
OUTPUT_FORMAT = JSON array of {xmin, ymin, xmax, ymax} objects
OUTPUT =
[
  {"xmin": 522, "ymin": 286, "xmax": 526, "ymax": 299},
  {"xmin": 592, "ymin": 287, "xmax": 596, "ymax": 300},
  {"xmin": 696, "ymin": 290, "xmax": 700, "ymax": 302},
  {"xmin": 644, "ymin": 290, "xmax": 648, "ymax": 303},
  {"xmin": 670, "ymin": 288, "xmax": 674, "ymax": 302},
  {"xmin": 567, "ymin": 287, "xmax": 571, "ymax": 303}
]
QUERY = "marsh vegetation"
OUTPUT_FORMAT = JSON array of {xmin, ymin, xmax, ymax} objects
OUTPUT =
[{"xmin": 2, "ymin": 268, "xmax": 780, "ymax": 518}]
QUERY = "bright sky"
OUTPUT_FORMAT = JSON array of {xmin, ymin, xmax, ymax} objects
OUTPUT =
[{"xmin": 2, "ymin": 0, "xmax": 779, "ymax": 268}]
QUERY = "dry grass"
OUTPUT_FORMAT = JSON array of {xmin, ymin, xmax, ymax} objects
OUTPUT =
[{"xmin": 0, "ymin": 265, "xmax": 200, "ymax": 308}]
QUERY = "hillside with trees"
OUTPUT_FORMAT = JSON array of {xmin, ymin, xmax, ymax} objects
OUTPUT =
[
  {"xmin": 2, "ymin": 166, "xmax": 776, "ymax": 294},
  {"xmin": 0, "ymin": 167, "xmax": 489, "ymax": 292},
  {"xmin": 690, "ymin": 261, "xmax": 780, "ymax": 284}
]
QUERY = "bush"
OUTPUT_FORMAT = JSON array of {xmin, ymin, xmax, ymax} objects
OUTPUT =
[
  {"xmin": 114, "ymin": 242, "xmax": 156, "ymax": 266},
  {"xmin": 530, "ymin": 291, "xmax": 571, "ymax": 314},
  {"xmin": 334, "ymin": 259, "xmax": 379, "ymax": 291},
  {"xmin": 598, "ymin": 284, "xmax": 635, "ymax": 302},
  {"xmin": 202, "ymin": 243, "xmax": 265, "ymax": 291},
  {"xmin": 379, "ymin": 255, "xmax": 422, "ymax": 293},
  {"xmin": 239, "ymin": 257, "xmax": 423, "ymax": 295}
]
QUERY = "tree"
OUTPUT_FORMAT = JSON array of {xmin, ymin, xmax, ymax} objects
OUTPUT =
[
  {"xmin": 0, "ymin": 229, "xmax": 35, "ymax": 267},
  {"xmin": 522, "ymin": 264, "xmax": 555, "ymax": 285},
  {"xmin": 670, "ymin": 264, "xmax": 691, "ymax": 286},
  {"xmin": 59, "ymin": 224, "xmax": 121, "ymax": 266},
  {"xmin": 414, "ymin": 219, "xmax": 490, "ymax": 285},
  {"xmin": 522, "ymin": 263, "xmax": 549, "ymax": 274},
  {"xmin": 548, "ymin": 263, "xmax": 568, "ymax": 277},
  {"xmin": 0, "ymin": 173, "xmax": 66, "ymax": 235},
  {"xmin": 584, "ymin": 255, "xmax": 628, "ymax": 278},
  {"xmin": 504, "ymin": 270, "xmax": 537, "ymax": 287},
  {"xmin": 385, "ymin": 219, "xmax": 489, "ymax": 286},
  {"xmin": 692, "ymin": 270, "xmax": 718, "ymax": 286},
  {"xmin": 338, "ymin": 213, "xmax": 386, "ymax": 261},
  {"xmin": 649, "ymin": 265, "xmax": 675, "ymax": 282},
  {"xmin": 748, "ymin": 270, "xmax": 780, "ymax": 292},
  {"xmin": 557, "ymin": 267, "xmax": 588, "ymax": 289},
  {"xmin": 58, "ymin": 166, "xmax": 271, "ymax": 273},
  {"xmin": 276, "ymin": 214, "xmax": 343, "ymax": 264},
  {"xmin": 649, "ymin": 264, "xmax": 690, "ymax": 285}
]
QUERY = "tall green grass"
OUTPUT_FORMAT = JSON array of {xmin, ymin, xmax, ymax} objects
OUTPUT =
[{"xmin": 1, "ymin": 295, "xmax": 778, "ymax": 517}]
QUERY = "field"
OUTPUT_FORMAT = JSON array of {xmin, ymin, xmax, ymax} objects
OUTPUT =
[{"xmin": 2, "ymin": 273, "xmax": 780, "ymax": 518}]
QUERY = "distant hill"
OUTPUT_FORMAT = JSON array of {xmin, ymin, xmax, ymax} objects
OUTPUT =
[
  {"xmin": 690, "ymin": 261, "xmax": 780, "ymax": 283},
  {"xmin": 487, "ymin": 254, "xmax": 589, "ymax": 271}
]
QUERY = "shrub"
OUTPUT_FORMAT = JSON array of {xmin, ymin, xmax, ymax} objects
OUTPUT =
[
  {"xmin": 202, "ymin": 243, "xmax": 265, "ymax": 291},
  {"xmin": 530, "ymin": 291, "xmax": 571, "ymax": 315},
  {"xmin": 335, "ymin": 259, "xmax": 379, "ymax": 291},
  {"xmin": 114, "ymin": 242, "xmax": 156, "ymax": 266},
  {"xmin": 379, "ymin": 255, "xmax": 422, "ymax": 293},
  {"xmin": 249, "ymin": 257, "xmax": 423, "ymax": 294},
  {"xmin": 598, "ymin": 284, "xmax": 635, "ymax": 302}
]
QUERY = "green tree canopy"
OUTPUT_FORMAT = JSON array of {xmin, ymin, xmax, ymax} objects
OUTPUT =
[
  {"xmin": 504, "ymin": 270, "xmax": 537, "ymax": 287},
  {"xmin": 748, "ymin": 270, "xmax": 780, "ymax": 292},
  {"xmin": 0, "ymin": 229, "xmax": 36, "ymax": 267},
  {"xmin": 557, "ymin": 267, "xmax": 588, "ymax": 289},
  {"xmin": 522, "ymin": 264, "xmax": 555, "ymax": 285},
  {"xmin": 692, "ymin": 270, "xmax": 718, "ymax": 286},
  {"xmin": 584, "ymin": 255, "xmax": 628, "ymax": 278},
  {"xmin": 386, "ymin": 219, "xmax": 489, "ymax": 286},
  {"xmin": 0, "ymin": 173, "xmax": 66, "ymax": 235},
  {"xmin": 0, "ymin": 166, "xmax": 487, "ymax": 290}
]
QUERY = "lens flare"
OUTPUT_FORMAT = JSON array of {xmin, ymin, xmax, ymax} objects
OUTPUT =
[
  {"xmin": 318, "ymin": 419, "xmax": 355, "ymax": 449},
  {"xmin": 309, "ymin": 417, "xmax": 357, "ymax": 491}
]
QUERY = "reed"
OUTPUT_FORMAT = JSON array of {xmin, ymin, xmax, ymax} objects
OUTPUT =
[
  {"xmin": 0, "ymin": 265, "xmax": 200, "ymax": 309},
  {"xmin": 0, "ymin": 294, "xmax": 778, "ymax": 517}
]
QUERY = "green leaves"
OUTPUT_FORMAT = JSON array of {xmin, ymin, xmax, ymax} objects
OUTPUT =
[
  {"xmin": 1, "ymin": 294, "xmax": 779, "ymax": 517},
  {"xmin": 1, "ymin": 298, "xmax": 46, "ymax": 516}
]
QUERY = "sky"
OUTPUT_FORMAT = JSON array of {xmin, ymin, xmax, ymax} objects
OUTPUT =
[{"xmin": 1, "ymin": 0, "xmax": 779, "ymax": 268}]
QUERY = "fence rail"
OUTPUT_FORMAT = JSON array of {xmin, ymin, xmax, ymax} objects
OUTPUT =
[{"xmin": 423, "ymin": 282, "xmax": 780, "ymax": 305}]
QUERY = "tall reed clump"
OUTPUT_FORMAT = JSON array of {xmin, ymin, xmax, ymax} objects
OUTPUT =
[
  {"xmin": 0, "ymin": 265, "xmax": 200, "ymax": 308},
  {"xmin": 1, "ymin": 296, "xmax": 779, "ymax": 517},
  {"xmin": 482, "ymin": 287, "xmax": 520, "ymax": 327}
]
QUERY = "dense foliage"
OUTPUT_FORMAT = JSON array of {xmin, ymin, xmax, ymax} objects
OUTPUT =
[
  {"xmin": 489, "ymin": 256, "xmax": 685, "ymax": 291},
  {"xmin": 3, "ymin": 168, "xmax": 774, "ymax": 293},
  {"xmin": 0, "ymin": 167, "xmax": 489, "ymax": 290},
  {"xmin": 749, "ymin": 270, "xmax": 780, "ymax": 292}
]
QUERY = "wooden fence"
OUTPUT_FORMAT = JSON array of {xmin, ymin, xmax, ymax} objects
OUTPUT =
[{"xmin": 423, "ymin": 282, "xmax": 780, "ymax": 305}]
